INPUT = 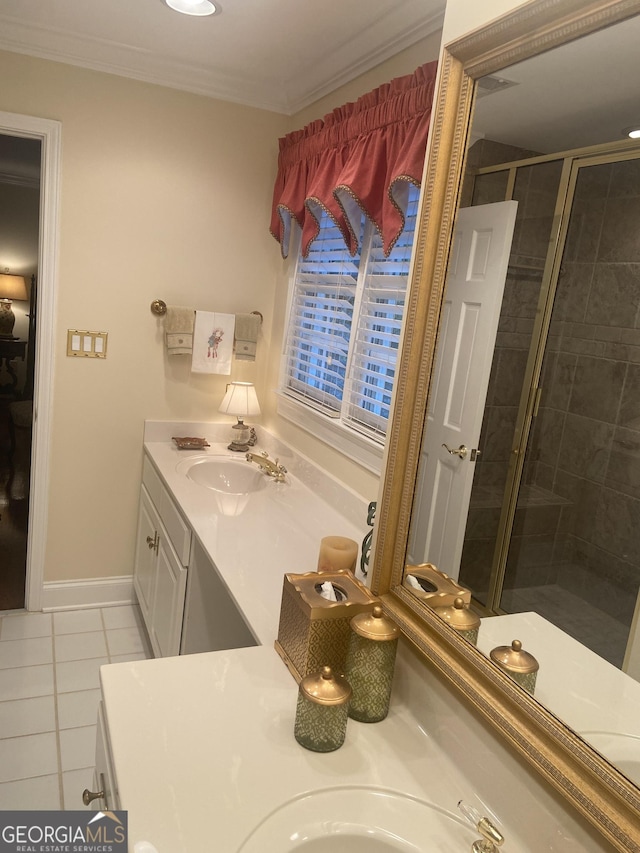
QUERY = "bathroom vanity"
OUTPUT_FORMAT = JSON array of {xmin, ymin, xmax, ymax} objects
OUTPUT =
[
  {"xmin": 92, "ymin": 421, "xmax": 616, "ymax": 852},
  {"xmin": 132, "ymin": 420, "xmax": 368, "ymax": 657}
]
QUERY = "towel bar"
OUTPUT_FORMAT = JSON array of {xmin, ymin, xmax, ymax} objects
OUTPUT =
[{"xmin": 150, "ymin": 300, "xmax": 263, "ymax": 323}]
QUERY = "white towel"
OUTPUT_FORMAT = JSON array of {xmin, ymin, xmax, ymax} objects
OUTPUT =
[{"xmin": 191, "ymin": 312, "xmax": 235, "ymax": 375}]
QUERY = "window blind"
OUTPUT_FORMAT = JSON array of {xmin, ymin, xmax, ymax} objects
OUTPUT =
[
  {"xmin": 282, "ymin": 184, "xmax": 419, "ymax": 441},
  {"xmin": 344, "ymin": 187, "xmax": 420, "ymax": 438},
  {"xmin": 283, "ymin": 209, "xmax": 361, "ymax": 415}
]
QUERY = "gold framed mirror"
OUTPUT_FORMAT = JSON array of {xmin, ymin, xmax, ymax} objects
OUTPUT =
[{"xmin": 370, "ymin": 1, "xmax": 640, "ymax": 850}]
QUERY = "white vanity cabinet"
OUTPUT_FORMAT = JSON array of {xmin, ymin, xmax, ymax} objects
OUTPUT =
[{"xmin": 133, "ymin": 456, "xmax": 191, "ymax": 657}]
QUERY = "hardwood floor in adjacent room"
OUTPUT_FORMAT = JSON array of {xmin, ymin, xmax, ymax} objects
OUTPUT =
[{"xmin": 0, "ymin": 400, "xmax": 29, "ymax": 611}]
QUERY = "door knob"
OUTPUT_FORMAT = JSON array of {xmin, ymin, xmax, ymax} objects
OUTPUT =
[
  {"xmin": 146, "ymin": 535, "xmax": 155, "ymax": 550},
  {"xmin": 442, "ymin": 443, "xmax": 468, "ymax": 459}
]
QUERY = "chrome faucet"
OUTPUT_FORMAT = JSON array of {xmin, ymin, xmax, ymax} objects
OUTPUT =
[
  {"xmin": 245, "ymin": 450, "xmax": 287, "ymax": 483},
  {"xmin": 458, "ymin": 801, "xmax": 505, "ymax": 852}
]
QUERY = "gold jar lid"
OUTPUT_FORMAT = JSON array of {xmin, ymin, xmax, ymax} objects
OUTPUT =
[
  {"xmin": 350, "ymin": 605, "xmax": 400, "ymax": 641},
  {"xmin": 299, "ymin": 666, "xmax": 352, "ymax": 706},
  {"xmin": 490, "ymin": 639, "xmax": 539, "ymax": 674},
  {"xmin": 434, "ymin": 597, "xmax": 481, "ymax": 631}
]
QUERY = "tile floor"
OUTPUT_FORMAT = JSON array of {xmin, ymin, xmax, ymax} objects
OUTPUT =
[{"xmin": 0, "ymin": 604, "xmax": 152, "ymax": 810}]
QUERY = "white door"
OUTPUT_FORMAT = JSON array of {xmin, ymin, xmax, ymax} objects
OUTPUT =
[{"xmin": 409, "ymin": 201, "xmax": 518, "ymax": 579}]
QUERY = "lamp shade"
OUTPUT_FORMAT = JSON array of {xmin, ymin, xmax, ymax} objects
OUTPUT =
[
  {"xmin": 0, "ymin": 274, "xmax": 28, "ymax": 301},
  {"xmin": 218, "ymin": 381, "xmax": 260, "ymax": 417}
]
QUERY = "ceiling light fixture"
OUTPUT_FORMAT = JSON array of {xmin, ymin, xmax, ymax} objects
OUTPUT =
[
  {"xmin": 164, "ymin": 0, "xmax": 218, "ymax": 17},
  {"xmin": 622, "ymin": 125, "xmax": 640, "ymax": 139}
]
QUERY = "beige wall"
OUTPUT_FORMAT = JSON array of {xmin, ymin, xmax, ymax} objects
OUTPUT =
[
  {"xmin": 442, "ymin": 0, "xmax": 523, "ymax": 42},
  {"xmin": 0, "ymin": 1, "xmax": 523, "ymax": 588},
  {"xmin": 263, "ymin": 32, "xmax": 443, "ymax": 505},
  {"xmin": 0, "ymin": 49, "xmax": 288, "ymax": 583}
]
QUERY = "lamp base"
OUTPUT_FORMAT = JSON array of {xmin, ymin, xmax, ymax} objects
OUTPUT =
[
  {"xmin": 0, "ymin": 301, "xmax": 16, "ymax": 338},
  {"xmin": 227, "ymin": 419, "xmax": 257, "ymax": 452}
]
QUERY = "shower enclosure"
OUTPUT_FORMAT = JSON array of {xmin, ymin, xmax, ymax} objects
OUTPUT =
[{"xmin": 458, "ymin": 142, "xmax": 640, "ymax": 669}]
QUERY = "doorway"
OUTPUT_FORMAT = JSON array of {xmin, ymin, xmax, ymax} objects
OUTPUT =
[
  {"xmin": 0, "ymin": 134, "xmax": 41, "ymax": 610},
  {"xmin": 459, "ymin": 145, "xmax": 640, "ymax": 669},
  {"xmin": 0, "ymin": 111, "xmax": 61, "ymax": 613}
]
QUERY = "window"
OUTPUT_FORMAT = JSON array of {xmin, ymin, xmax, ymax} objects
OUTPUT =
[{"xmin": 280, "ymin": 184, "xmax": 420, "ymax": 453}]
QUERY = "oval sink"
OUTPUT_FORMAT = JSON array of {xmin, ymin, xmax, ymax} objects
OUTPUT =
[
  {"xmin": 177, "ymin": 456, "xmax": 267, "ymax": 495},
  {"xmin": 581, "ymin": 731, "xmax": 640, "ymax": 786},
  {"xmin": 237, "ymin": 787, "xmax": 475, "ymax": 852}
]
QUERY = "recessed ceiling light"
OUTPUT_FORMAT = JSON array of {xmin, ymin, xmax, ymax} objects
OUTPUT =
[
  {"xmin": 164, "ymin": 0, "xmax": 219, "ymax": 16},
  {"xmin": 622, "ymin": 125, "xmax": 640, "ymax": 139}
]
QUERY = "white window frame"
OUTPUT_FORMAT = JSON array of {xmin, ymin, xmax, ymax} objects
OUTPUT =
[{"xmin": 277, "ymin": 189, "xmax": 419, "ymax": 474}]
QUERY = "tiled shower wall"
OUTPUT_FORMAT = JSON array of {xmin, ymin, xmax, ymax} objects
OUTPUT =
[{"xmin": 459, "ymin": 148, "xmax": 640, "ymax": 633}]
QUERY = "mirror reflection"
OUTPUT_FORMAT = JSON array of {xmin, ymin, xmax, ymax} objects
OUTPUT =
[{"xmin": 405, "ymin": 12, "xmax": 640, "ymax": 785}]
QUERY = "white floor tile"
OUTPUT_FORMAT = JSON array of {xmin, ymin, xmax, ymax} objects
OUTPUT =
[
  {"xmin": 62, "ymin": 767, "xmax": 94, "ymax": 810},
  {"xmin": 0, "ymin": 612, "xmax": 52, "ymax": 640},
  {"xmin": 0, "ymin": 606, "xmax": 153, "ymax": 810},
  {"xmin": 54, "ymin": 631, "xmax": 107, "ymax": 663},
  {"xmin": 106, "ymin": 626, "xmax": 149, "ymax": 657},
  {"xmin": 109, "ymin": 652, "xmax": 150, "ymax": 664},
  {"xmin": 0, "ymin": 731, "xmax": 58, "ymax": 783},
  {"xmin": 0, "ymin": 695, "xmax": 56, "ymax": 739},
  {"xmin": 57, "ymin": 689, "xmax": 101, "ymax": 730},
  {"xmin": 101, "ymin": 604, "xmax": 143, "ymax": 630},
  {"xmin": 0, "ymin": 774, "xmax": 61, "ymax": 809},
  {"xmin": 59, "ymin": 725, "xmax": 97, "ymax": 772},
  {"xmin": 55, "ymin": 657, "xmax": 108, "ymax": 694},
  {"xmin": 0, "ymin": 664, "xmax": 54, "ymax": 700},
  {"xmin": 53, "ymin": 609, "xmax": 103, "ymax": 635},
  {"xmin": 0, "ymin": 636, "xmax": 53, "ymax": 669}
]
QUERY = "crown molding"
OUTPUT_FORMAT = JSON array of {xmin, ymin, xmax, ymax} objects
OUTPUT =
[{"xmin": 0, "ymin": 9, "xmax": 444, "ymax": 115}]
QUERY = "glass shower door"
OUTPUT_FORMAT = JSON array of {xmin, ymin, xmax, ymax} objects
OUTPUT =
[{"xmin": 498, "ymin": 153, "xmax": 640, "ymax": 668}]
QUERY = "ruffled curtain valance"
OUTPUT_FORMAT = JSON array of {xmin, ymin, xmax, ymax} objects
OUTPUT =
[{"xmin": 270, "ymin": 60, "xmax": 438, "ymax": 259}]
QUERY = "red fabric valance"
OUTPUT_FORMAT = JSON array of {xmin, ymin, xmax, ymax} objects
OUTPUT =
[{"xmin": 270, "ymin": 61, "xmax": 438, "ymax": 259}]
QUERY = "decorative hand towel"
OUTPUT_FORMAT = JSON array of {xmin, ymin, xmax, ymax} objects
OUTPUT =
[
  {"xmin": 164, "ymin": 306, "xmax": 195, "ymax": 355},
  {"xmin": 191, "ymin": 311, "xmax": 235, "ymax": 375},
  {"xmin": 234, "ymin": 312, "xmax": 261, "ymax": 361}
]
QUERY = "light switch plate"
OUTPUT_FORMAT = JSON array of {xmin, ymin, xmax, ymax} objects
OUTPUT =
[{"xmin": 67, "ymin": 330, "xmax": 108, "ymax": 358}]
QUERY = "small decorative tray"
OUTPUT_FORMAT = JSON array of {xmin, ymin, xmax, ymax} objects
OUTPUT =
[{"xmin": 172, "ymin": 436, "xmax": 210, "ymax": 450}]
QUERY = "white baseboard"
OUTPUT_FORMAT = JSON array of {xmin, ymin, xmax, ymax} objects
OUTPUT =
[{"xmin": 41, "ymin": 576, "xmax": 136, "ymax": 611}]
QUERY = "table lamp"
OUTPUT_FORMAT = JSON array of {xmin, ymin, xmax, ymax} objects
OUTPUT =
[
  {"xmin": 218, "ymin": 381, "xmax": 260, "ymax": 451},
  {"xmin": 0, "ymin": 273, "xmax": 28, "ymax": 338}
]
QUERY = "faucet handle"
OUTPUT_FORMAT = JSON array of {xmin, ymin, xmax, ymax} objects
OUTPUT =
[{"xmin": 458, "ymin": 801, "xmax": 504, "ymax": 851}]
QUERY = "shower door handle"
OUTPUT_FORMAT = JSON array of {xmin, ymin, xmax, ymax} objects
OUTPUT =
[{"xmin": 442, "ymin": 443, "xmax": 468, "ymax": 459}]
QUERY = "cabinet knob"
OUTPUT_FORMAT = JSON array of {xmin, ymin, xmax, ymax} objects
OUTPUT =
[
  {"xmin": 82, "ymin": 783, "xmax": 105, "ymax": 806},
  {"xmin": 146, "ymin": 533, "xmax": 158, "ymax": 551}
]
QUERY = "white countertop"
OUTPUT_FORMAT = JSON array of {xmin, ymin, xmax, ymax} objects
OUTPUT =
[
  {"xmin": 100, "ymin": 645, "xmax": 477, "ymax": 852},
  {"xmin": 97, "ymin": 424, "xmax": 619, "ymax": 853},
  {"xmin": 143, "ymin": 433, "xmax": 370, "ymax": 648},
  {"xmin": 477, "ymin": 612, "xmax": 640, "ymax": 739}
]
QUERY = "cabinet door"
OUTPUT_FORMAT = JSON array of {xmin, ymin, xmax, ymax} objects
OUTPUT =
[
  {"xmin": 133, "ymin": 486, "xmax": 160, "ymax": 628},
  {"xmin": 151, "ymin": 533, "xmax": 187, "ymax": 658}
]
